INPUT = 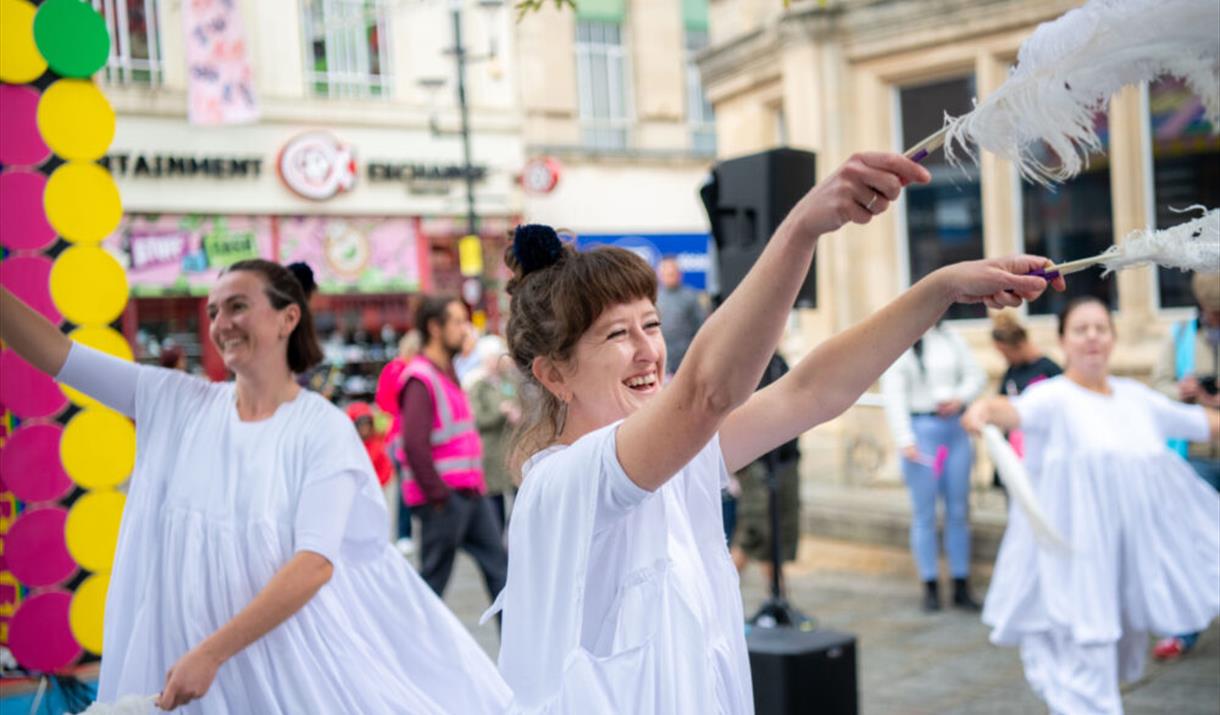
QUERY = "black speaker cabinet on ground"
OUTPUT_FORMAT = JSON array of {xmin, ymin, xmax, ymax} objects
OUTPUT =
[
  {"xmin": 747, "ymin": 627, "xmax": 858, "ymax": 715},
  {"xmin": 700, "ymin": 147, "xmax": 818, "ymax": 307}
]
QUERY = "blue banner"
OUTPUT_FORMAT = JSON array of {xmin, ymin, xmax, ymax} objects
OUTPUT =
[{"xmin": 574, "ymin": 233, "xmax": 711, "ymax": 290}]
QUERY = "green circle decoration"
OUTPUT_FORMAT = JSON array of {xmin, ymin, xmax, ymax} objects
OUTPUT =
[{"xmin": 33, "ymin": 0, "xmax": 110, "ymax": 78}]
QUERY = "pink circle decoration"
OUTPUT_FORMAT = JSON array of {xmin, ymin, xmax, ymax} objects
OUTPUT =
[
  {"xmin": 0, "ymin": 255, "xmax": 61, "ymax": 323},
  {"xmin": 0, "ymin": 349, "xmax": 67, "ymax": 420},
  {"xmin": 0, "ymin": 85, "xmax": 50, "ymax": 167},
  {"xmin": 0, "ymin": 423, "xmax": 71, "ymax": 503},
  {"xmin": 0, "ymin": 170, "xmax": 56, "ymax": 251},
  {"xmin": 8, "ymin": 591, "xmax": 82, "ymax": 673},
  {"xmin": 5, "ymin": 507, "xmax": 75, "ymax": 587}
]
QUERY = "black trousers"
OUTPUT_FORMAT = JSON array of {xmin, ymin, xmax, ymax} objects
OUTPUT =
[{"xmin": 416, "ymin": 492, "xmax": 508, "ymax": 602}]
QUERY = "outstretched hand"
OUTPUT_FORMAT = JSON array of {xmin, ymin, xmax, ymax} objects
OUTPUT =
[
  {"xmin": 790, "ymin": 152, "xmax": 932, "ymax": 237},
  {"xmin": 935, "ymin": 255, "xmax": 1067, "ymax": 310},
  {"xmin": 156, "ymin": 646, "xmax": 221, "ymax": 710}
]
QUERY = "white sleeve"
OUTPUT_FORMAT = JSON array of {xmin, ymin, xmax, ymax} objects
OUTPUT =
[
  {"xmin": 55, "ymin": 342, "xmax": 140, "ymax": 418},
  {"xmin": 952, "ymin": 333, "xmax": 987, "ymax": 403},
  {"xmin": 293, "ymin": 471, "xmax": 359, "ymax": 565},
  {"xmin": 1139, "ymin": 384, "xmax": 1211, "ymax": 443},
  {"xmin": 1011, "ymin": 380, "xmax": 1059, "ymax": 437},
  {"xmin": 881, "ymin": 358, "xmax": 915, "ymax": 449}
]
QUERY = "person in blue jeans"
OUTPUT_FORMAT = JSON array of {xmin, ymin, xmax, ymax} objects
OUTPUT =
[
  {"xmin": 1150, "ymin": 271, "xmax": 1220, "ymax": 659},
  {"xmin": 882, "ymin": 322, "xmax": 986, "ymax": 611}
]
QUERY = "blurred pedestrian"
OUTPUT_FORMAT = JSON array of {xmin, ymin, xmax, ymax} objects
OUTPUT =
[
  {"xmin": 400, "ymin": 296, "xmax": 507, "ymax": 603},
  {"xmin": 347, "ymin": 401, "xmax": 393, "ymax": 488},
  {"xmin": 158, "ymin": 344, "xmax": 187, "ymax": 371},
  {"xmin": 1148, "ymin": 272, "xmax": 1220, "ymax": 661},
  {"xmin": 964, "ymin": 297, "xmax": 1220, "ymax": 715},
  {"xmin": 464, "ymin": 335, "xmax": 521, "ymax": 532},
  {"xmin": 377, "ymin": 330, "xmax": 422, "ymax": 556},
  {"xmin": 989, "ymin": 311, "xmax": 1061, "ymax": 487},
  {"xmin": 655, "ymin": 255, "xmax": 706, "ymax": 377},
  {"xmin": 882, "ymin": 321, "xmax": 986, "ymax": 611}
]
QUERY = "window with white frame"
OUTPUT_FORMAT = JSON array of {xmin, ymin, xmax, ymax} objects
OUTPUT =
[
  {"xmin": 575, "ymin": 20, "xmax": 631, "ymax": 151},
  {"xmin": 685, "ymin": 29, "xmax": 715, "ymax": 155},
  {"xmin": 303, "ymin": 0, "xmax": 392, "ymax": 98},
  {"xmin": 92, "ymin": 0, "xmax": 163, "ymax": 85}
]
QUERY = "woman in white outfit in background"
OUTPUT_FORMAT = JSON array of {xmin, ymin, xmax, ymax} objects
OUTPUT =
[
  {"xmin": 963, "ymin": 296, "xmax": 1220, "ymax": 715},
  {"xmin": 488, "ymin": 151, "xmax": 1062, "ymax": 713},
  {"xmin": 0, "ymin": 260, "xmax": 510, "ymax": 713}
]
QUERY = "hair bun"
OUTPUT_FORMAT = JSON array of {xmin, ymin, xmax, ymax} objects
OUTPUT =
[
  {"xmin": 287, "ymin": 261, "xmax": 317, "ymax": 296},
  {"xmin": 512, "ymin": 224, "xmax": 564, "ymax": 276}
]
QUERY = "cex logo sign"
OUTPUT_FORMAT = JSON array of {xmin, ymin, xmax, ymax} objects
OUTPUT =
[{"xmin": 277, "ymin": 131, "xmax": 357, "ymax": 201}]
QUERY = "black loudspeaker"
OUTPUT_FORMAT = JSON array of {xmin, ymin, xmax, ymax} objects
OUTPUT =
[
  {"xmin": 747, "ymin": 627, "xmax": 858, "ymax": 715},
  {"xmin": 700, "ymin": 147, "xmax": 818, "ymax": 307}
]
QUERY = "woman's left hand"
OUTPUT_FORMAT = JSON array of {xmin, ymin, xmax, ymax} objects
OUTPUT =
[
  {"xmin": 935, "ymin": 255, "xmax": 1066, "ymax": 310},
  {"xmin": 156, "ymin": 646, "xmax": 222, "ymax": 710}
]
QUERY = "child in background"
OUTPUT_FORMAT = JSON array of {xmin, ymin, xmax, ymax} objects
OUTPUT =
[{"xmin": 347, "ymin": 402, "xmax": 393, "ymax": 488}]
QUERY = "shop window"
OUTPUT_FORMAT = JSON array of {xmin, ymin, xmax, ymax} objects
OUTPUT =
[
  {"xmin": 1021, "ymin": 110, "xmax": 1116, "ymax": 316},
  {"xmin": 899, "ymin": 76, "xmax": 985, "ymax": 320},
  {"xmin": 92, "ymin": 0, "xmax": 163, "ymax": 85},
  {"xmin": 685, "ymin": 29, "xmax": 716, "ymax": 155},
  {"xmin": 1149, "ymin": 77, "xmax": 1220, "ymax": 309},
  {"xmin": 575, "ymin": 20, "xmax": 631, "ymax": 151},
  {"xmin": 303, "ymin": 0, "xmax": 393, "ymax": 98}
]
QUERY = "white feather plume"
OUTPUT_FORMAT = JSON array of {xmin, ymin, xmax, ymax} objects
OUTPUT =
[
  {"xmin": 72, "ymin": 695, "xmax": 157, "ymax": 715},
  {"xmin": 982, "ymin": 426, "xmax": 1069, "ymax": 552},
  {"xmin": 944, "ymin": 0, "xmax": 1220, "ymax": 186},
  {"xmin": 1100, "ymin": 206, "xmax": 1220, "ymax": 275}
]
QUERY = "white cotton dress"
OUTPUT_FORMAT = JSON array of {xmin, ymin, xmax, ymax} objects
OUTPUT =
[
  {"xmin": 488, "ymin": 422, "xmax": 753, "ymax": 714},
  {"xmin": 983, "ymin": 376, "xmax": 1220, "ymax": 658},
  {"xmin": 59, "ymin": 345, "xmax": 510, "ymax": 714}
]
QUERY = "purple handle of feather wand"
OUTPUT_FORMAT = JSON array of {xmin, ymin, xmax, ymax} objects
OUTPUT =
[
  {"xmin": 910, "ymin": 148, "xmax": 930, "ymax": 163},
  {"xmin": 1026, "ymin": 267, "xmax": 1061, "ymax": 280}
]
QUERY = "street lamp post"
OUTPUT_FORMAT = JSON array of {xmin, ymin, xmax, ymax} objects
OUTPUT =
[{"xmin": 450, "ymin": 2, "xmax": 477, "ymax": 237}]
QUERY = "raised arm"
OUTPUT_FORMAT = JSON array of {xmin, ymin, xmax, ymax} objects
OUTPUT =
[
  {"xmin": 0, "ymin": 286, "xmax": 71, "ymax": 376},
  {"xmin": 720, "ymin": 257, "xmax": 1058, "ymax": 471},
  {"xmin": 617, "ymin": 153, "xmax": 931, "ymax": 490},
  {"xmin": 961, "ymin": 395, "xmax": 1023, "ymax": 435}
]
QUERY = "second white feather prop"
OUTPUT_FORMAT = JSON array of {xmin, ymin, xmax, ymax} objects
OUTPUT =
[
  {"xmin": 982, "ymin": 425, "xmax": 1069, "ymax": 552},
  {"xmin": 1037, "ymin": 206, "xmax": 1220, "ymax": 278},
  {"xmin": 941, "ymin": 0, "xmax": 1220, "ymax": 185},
  {"xmin": 72, "ymin": 695, "xmax": 157, "ymax": 715}
]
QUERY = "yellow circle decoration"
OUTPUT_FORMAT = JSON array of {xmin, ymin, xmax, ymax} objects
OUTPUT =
[
  {"xmin": 44, "ymin": 162, "xmax": 122, "ymax": 244},
  {"xmin": 37, "ymin": 80, "xmax": 116, "ymax": 161},
  {"xmin": 61, "ymin": 409, "xmax": 136, "ymax": 489},
  {"xmin": 65, "ymin": 490, "xmax": 125, "ymax": 573},
  {"xmin": 0, "ymin": 0, "xmax": 47, "ymax": 84},
  {"xmin": 49, "ymin": 246, "xmax": 128, "ymax": 326},
  {"xmin": 69, "ymin": 574, "xmax": 109, "ymax": 655}
]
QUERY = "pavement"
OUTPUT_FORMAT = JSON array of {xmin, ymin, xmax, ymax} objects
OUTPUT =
[{"xmin": 427, "ymin": 533, "xmax": 1220, "ymax": 714}]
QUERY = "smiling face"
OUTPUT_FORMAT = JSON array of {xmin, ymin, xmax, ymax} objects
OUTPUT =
[
  {"xmin": 548, "ymin": 298, "xmax": 667, "ymax": 431},
  {"xmin": 1059, "ymin": 301, "xmax": 1114, "ymax": 379},
  {"xmin": 207, "ymin": 270, "xmax": 299, "ymax": 376}
]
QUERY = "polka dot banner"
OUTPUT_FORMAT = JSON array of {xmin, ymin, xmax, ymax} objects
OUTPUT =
[
  {"xmin": 0, "ymin": 0, "xmax": 47, "ymax": 84},
  {"xmin": 0, "ymin": 254, "xmax": 61, "ymax": 323},
  {"xmin": 0, "ymin": 83, "xmax": 49, "ymax": 166},
  {"xmin": 44, "ymin": 161, "xmax": 123, "ymax": 243},
  {"xmin": 65, "ymin": 489, "xmax": 126, "ymax": 573},
  {"xmin": 61, "ymin": 409, "xmax": 136, "ymax": 489},
  {"xmin": 50, "ymin": 245, "xmax": 129, "ymax": 325},
  {"xmin": 62, "ymin": 327, "xmax": 134, "ymax": 409},
  {"xmin": 5, "ymin": 507, "xmax": 75, "ymax": 587},
  {"xmin": 69, "ymin": 574, "xmax": 109, "ymax": 655},
  {"xmin": 38, "ymin": 79, "xmax": 115, "ymax": 161},
  {"xmin": 33, "ymin": 0, "xmax": 110, "ymax": 79},
  {"xmin": 0, "ymin": 423, "xmax": 72, "ymax": 503},
  {"xmin": 0, "ymin": 349, "xmax": 68, "ymax": 420},
  {"xmin": 0, "ymin": 170, "xmax": 57, "ymax": 251},
  {"xmin": 8, "ymin": 591, "xmax": 81, "ymax": 673}
]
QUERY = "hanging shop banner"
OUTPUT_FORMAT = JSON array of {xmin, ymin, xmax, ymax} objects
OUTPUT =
[
  {"xmin": 574, "ymin": 233, "xmax": 711, "ymax": 290},
  {"xmin": 183, "ymin": 0, "xmax": 260, "ymax": 125},
  {"xmin": 104, "ymin": 215, "xmax": 274, "ymax": 296},
  {"xmin": 278, "ymin": 217, "xmax": 426, "ymax": 293}
]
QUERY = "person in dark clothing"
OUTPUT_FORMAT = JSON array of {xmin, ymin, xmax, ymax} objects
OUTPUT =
[
  {"xmin": 399, "ymin": 296, "xmax": 507, "ymax": 605},
  {"xmin": 990, "ymin": 312, "xmax": 1062, "ymax": 488}
]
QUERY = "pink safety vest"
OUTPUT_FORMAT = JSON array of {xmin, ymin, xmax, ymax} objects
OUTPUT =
[{"xmin": 401, "ymin": 356, "xmax": 485, "ymax": 507}]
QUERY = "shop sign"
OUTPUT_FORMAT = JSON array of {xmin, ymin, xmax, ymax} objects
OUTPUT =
[
  {"xmin": 366, "ymin": 161, "xmax": 488, "ymax": 192},
  {"xmin": 101, "ymin": 153, "xmax": 263, "ymax": 179},
  {"xmin": 521, "ymin": 157, "xmax": 561, "ymax": 195},
  {"xmin": 277, "ymin": 132, "xmax": 358, "ymax": 201},
  {"xmin": 203, "ymin": 227, "xmax": 259, "ymax": 268},
  {"xmin": 130, "ymin": 231, "xmax": 190, "ymax": 271}
]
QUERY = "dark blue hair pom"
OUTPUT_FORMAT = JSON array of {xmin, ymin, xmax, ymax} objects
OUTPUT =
[{"xmin": 512, "ymin": 224, "xmax": 564, "ymax": 275}]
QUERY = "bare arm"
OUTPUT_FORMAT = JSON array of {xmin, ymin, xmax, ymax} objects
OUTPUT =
[
  {"xmin": 616, "ymin": 153, "xmax": 931, "ymax": 491},
  {"xmin": 720, "ymin": 257, "xmax": 1059, "ymax": 471},
  {"xmin": 0, "ymin": 286, "xmax": 71, "ymax": 376},
  {"xmin": 960, "ymin": 395, "xmax": 1022, "ymax": 435},
  {"xmin": 156, "ymin": 551, "xmax": 334, "ymax": 710}
]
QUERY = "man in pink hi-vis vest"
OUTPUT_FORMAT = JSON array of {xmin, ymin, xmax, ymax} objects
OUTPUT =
[{"xmin": 399, "ymin": 295, "xmax": 507, "ymax": 603}]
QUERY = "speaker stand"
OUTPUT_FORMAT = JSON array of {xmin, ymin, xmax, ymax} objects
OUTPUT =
[{"xmin": 747, "ymin": 451, "xmax": 813, "ymax": 630}]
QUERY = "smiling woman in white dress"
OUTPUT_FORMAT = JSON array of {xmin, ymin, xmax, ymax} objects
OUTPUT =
[
  {"xmin": 488, "ymin": 152, "xmax": 1063, "ymax": 714},
  {"xmin": 963, "ymin": 296, "xmax": 1220, "ymax": 715},
  {"xmin": 0, "ymin": 260, "xmax": 510, "ymax": 713}
]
